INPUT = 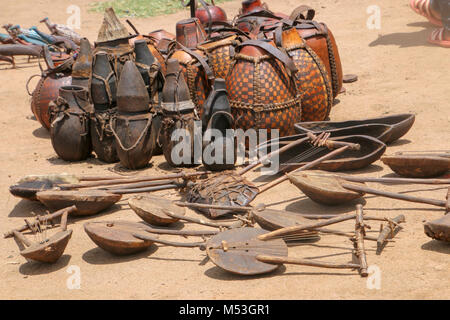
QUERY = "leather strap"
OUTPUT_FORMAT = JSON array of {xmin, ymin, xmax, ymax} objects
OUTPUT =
[
  {"xmin": 293, "ymin": 20, "xmax": 326, "ymax": 36},
  {"xmin": 42, "ymin": 45, "xmax": 54, "ymax": 70},
  {"xmin": 206, "ymin": 23, "xmax": 250, "ymax": 38},
  {"xmin": 250, "ymin": 17, "xmax": 296, "ymax": 40},
  {"xmin": 197, "ymin": 0, "xmax": 213, "ymax": 37},
  {"xmin": 238, "ymin": 39, "xmax": 298, "ymax": 74},
  {"xmin": 272, "ymin": 20, "xmax": 304, "ymax": 47},
  {"xmin": 289, "ymin": 5, "xmax": 316, "ymax": 21},
  {"xmin": 110, "ymin": 113, "xmax": 153, "ymax": 152},
  {"xmin": 177, "ymin": 42, "xmax": 215, "ymax": 82},
  {"xmin": 274, "ymin": 25, "xmax": 284, "ymax": 47}
]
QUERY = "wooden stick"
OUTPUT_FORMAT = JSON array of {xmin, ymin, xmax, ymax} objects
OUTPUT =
[
  {"xmin": 272, "ymin": 233, "xmax": 320, "ymax": 241},
  {"xmin": 394, "ymin": 150, "xmax": 450, "ymax": 157},
  {"xmin": 126, "ymin": 19, "xmax": 140, "ymax": 35},
  {"xmin": 77, "ymin": 175, "xmax": 127, "ymax": 181},
  {"xmin": 174, "ymin": 202, "xmax": 401, "ymax": 227},
  {"xmin": 265, "ymin": 213, "xmax": 340, "ymax": 220},
  {"xmin": 306, "ymin": 132, "xmax": 361, "ymax": 150},
  {"xmin": 12, "ymin": 230, "xmax": 32, "ymax": 247},
  {"xmin": 258, "ymin": 212, "xmax": 357, "ymax": 240},
  {"xmin": 446, "ymin": 188, "xmax": 450, "ymax": 214},
  {"xmin": 394, "ymin": 150, "xmax": 450, "ymax": 154},
  {"xmin": 133, "ymin": 233, "xmax": 204, "ymax": 248},
  {"xmin": 353, "ymin": 205, "xmax": 368, "ymax": 277},
  {"xmin": 60, "ymin": 171, "xmax": 209, "ymax": 189},
  {"xmin": 17, "ymin": 174, "xmax": 124, "ymax": 184},
  {"xmin": 376, "ymin": 214, "xmax": 405, "ymax": 254},
  {"xmin": 164, "ymin": 210, "xmax": 233, "ymax": 229},
  {"xmin": 305, "ymin": 172, "xmax": 450, "ymax": 185},
  {"xmin": 345, "ymin": 176, "xmax": 450, "ymax": 185},
  {"xmin": 342, "ymin": 183, "xmax": 447, "ymax": 208},
  {"xmin": 60, "ymin": 211, "xmax": 69, "ymax": 231},
  {"xmin": 271, "ymin": 228, "xmax": 384, "ymax": 242},
  {"xmin": 4, "ymin": 206, "xmax": 77, "ymax": 238},
  {"xmin": 98, "ymin": 179, "xmax": 179, "ymax": 191},
  {"xmin": 189, "ymin": 0, "xmax": 196, "ymax": 18},
  {"xmin": 108, "ymin": 183, "xmax": 185, "ymax": 195},
  {"xmin": 143, "ymin": 227, "xmax": 218, "ymax": 237},
  {"xmin": 24, "ymin": 219, "xmax": 37, "ymax": 234},
  {"xmin": 256, "ymin": 255, "xmax": 361, "ymax": 269},
  {"xmin": 316, "ymin": 228, "xmax": 380, "ymax": 242},
  {"xmin": 365, "ymin": 216, "xmax": 403, "ymax": 226},
  {"xmin": 259, "ymin": 145, "xmax": 352, "ymax": 194},
  {"xmin": 257, "ymin": 131, "xmax": 358, "ymax": 194}
]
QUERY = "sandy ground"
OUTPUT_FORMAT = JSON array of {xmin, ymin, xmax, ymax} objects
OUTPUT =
[{"xmin": 0, "ymin": 0, "xmax": 449, "ymax": 300}]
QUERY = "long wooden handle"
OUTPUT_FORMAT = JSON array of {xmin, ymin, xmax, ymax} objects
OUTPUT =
[
  {"xmin": 258, "ymin": 212, "xmax": 357, "ymax": 240},
  {"xmin": 354, "ymin": 205, "xmax": 368, "ymax": 277},
  {"xmin": 163, "ymin": 210, "xmax": 233, "ymax": 228},
  {"xmin": 133, "ymin": 233, "xmax": 205, "ymax": 248},
  {"xmin": 344, "ymin": 176, "xmax": 450, "ymax": 185},
  {"xmin": 342, "ymin": 183, "xmax": 447, "ymax": 208},
  {"xmin": 394, "ymin": 150, "xmax": 450, "ymax": 157},
  {"xmin": 12, "ymin": 230, "xmax": 32, "ymax": 247},
  {"xmin": 60, "ymin": 171, "xmax": 209, "ymax": 189},
  {"xmin": 143, "ymin": 226, "xmax": 218, "ymax": 237},
  {"xmin": 446, "ymin": 188, "xmax": 450, "ymax": 213},
  {"xmin": 280, "ymin": 228, "xmax": 383, "ymax": 242},
  {"xmin": 98, "ymin": 179, "xmax": 179, "ymax": 191},
  {"xmin": 256, "ymin": 255, "xmax": 360, "ymax": 269},
  {"xmin": 258, "ymin": 145, "xmax": 351, "ymax": 194},
  {"xmin": 310, "ymin": 173, "xmax": 450, "ymax": 185},
  {"xmin": 324, "ymin": 140, "xmax": 360, "ymax": 151},
  {"xmin": 174, "ymin": 201, "xmax": 397, "ymax": 222},
  {"xmin": 77, "ymin": 175, "xmax": 128, "ymax": 181},
  {"xmin": 316, "ymin": 228, "xmax": 380, "ymax": 242},
  {"xmin": 126, "ymin": 19, "xmax": 140, "ymax": 35},
  {"xmin": 395, "ymin": 150, "xmax": 450, "ymax": 154},
  {"xmin": 109, "ymin": 183, "xmax": 184, "ymax": 195},
  {"xmin": 60, "ymin": 211, "xmax": 69, "ymax": 231}
]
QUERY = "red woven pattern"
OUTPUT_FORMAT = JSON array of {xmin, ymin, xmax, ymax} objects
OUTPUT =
[
  {"xmin": 226, "ymin": 59, "xmax": 255, "ymax": 104},
  {"xmin": 258, "ymin": 59, "xmax": 296, "ymax": 103},
  {"xmin": 288, "ymin": 46, "xmax": 332, "ymax": 121},
  {"xmin": 230, "ymin": 102, "xmax": 301, "ymax": 137},
  {"xmin": 226, "ymin": 52, "xmax": 301, "ymax": 137},
  {"xmin": 206, "ymin": 45, "xmax": 234, "ymax": 79}
]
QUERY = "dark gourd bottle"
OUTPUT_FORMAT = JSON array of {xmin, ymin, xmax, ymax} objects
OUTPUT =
[{"xmin": 91, "ymin": 52, "xmax": 116, "ymax": 110}]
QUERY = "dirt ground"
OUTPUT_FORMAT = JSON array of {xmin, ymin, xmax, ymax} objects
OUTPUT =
[{"xmin": 0, "ymin": 0, "xmax": 449, "ymax": 300}]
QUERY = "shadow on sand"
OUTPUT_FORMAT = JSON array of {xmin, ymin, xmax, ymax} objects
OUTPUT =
[
  {"xmin": 421, "ymin": 240, "xmax": 450, "ymax": 254},
  {"xmin": 19, "ymin": 254, "xmax": 72, "ymax": 276},
  {"xmin": 369, "ymin": 21, "xmax": 436, "ymax": 48}
]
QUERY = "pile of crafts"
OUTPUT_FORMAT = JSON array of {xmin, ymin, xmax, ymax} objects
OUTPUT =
[
  {"xmin": 0, "ymin": 18, "xmax": 79, "ymax": 69},
  {"xmin": 24, "ymin": 1, "xmax": 348, "ymax": 170},
  {"xmin": 4, "ymin": 1, "xmax": 450, "ymax": 278}
]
